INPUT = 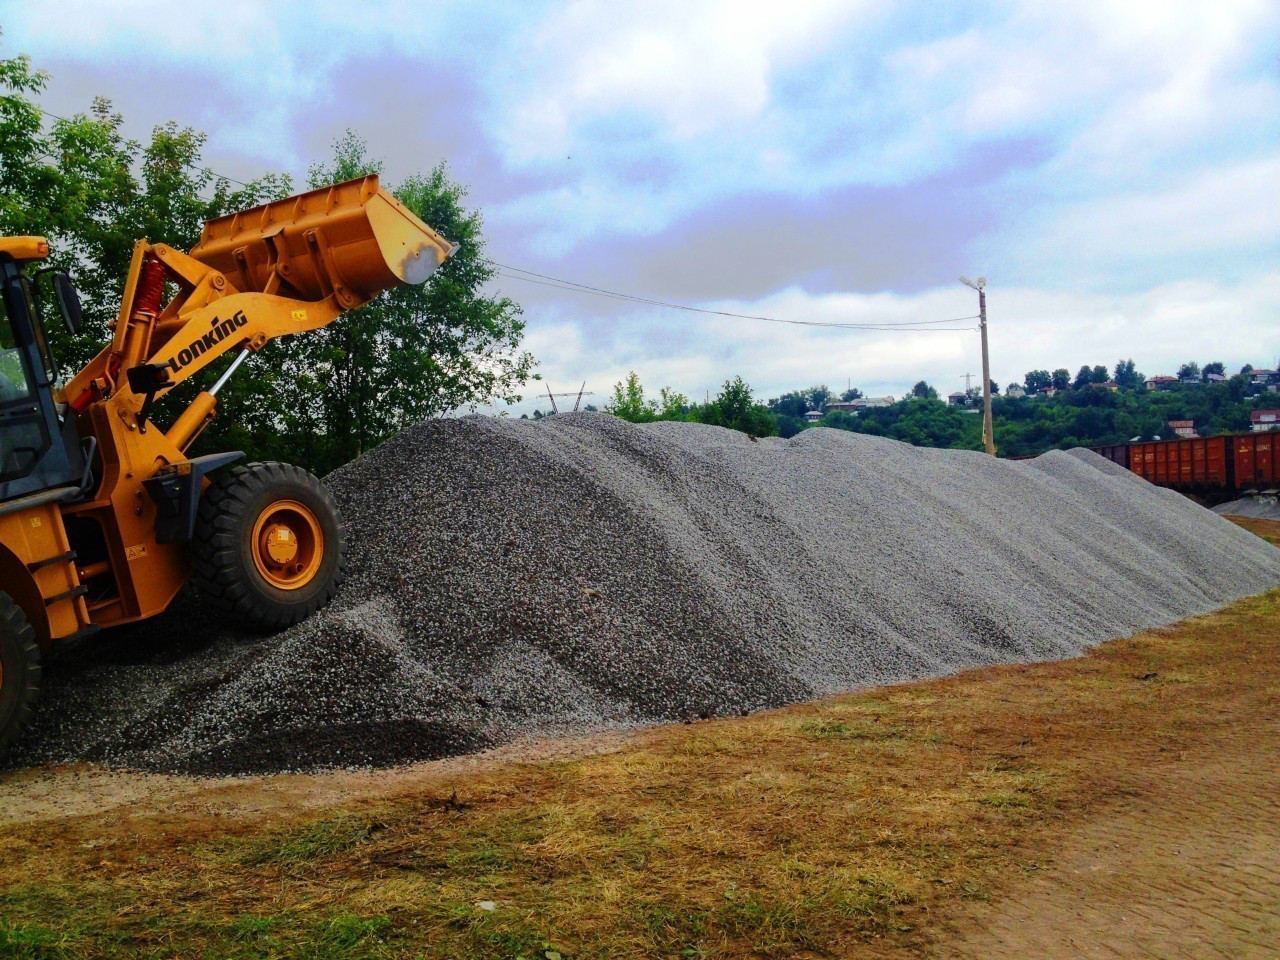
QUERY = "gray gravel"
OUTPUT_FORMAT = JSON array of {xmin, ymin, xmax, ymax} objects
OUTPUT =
[
  {"xmin": 14, "ymin": 414, "xmax": 1280, "ymax": 774},
  {"xmin": 1213, "ymin": 495, "xmax": 1280, "ymax": 520}
]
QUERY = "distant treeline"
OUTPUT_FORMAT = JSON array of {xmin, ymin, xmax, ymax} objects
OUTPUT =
[{"xmin": 598, "ymin": 360, "xmax": 1279, "ymax": 456}]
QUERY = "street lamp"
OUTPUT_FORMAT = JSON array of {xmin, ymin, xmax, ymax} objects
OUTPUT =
[{"xmin": 959, "ymin": 276, "xmax": 994, "ymax": 455}]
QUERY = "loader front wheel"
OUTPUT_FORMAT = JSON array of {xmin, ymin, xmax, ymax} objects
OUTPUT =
[
  {"xmin": 192, "ymin": 463, "xmax": 346, "ymax": 631},
  {"xmin": 0, "ymin": 592, "xmax": 41, "ymax": 759}
]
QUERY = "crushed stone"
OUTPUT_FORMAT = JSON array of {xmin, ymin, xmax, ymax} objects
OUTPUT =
[
  {"xmin": 13, "ymin": 414, "xmax": 1280, "ymax": 775},
  {"xmin": 1212, "ymin": 495, "xmax": 1280, "ymax": 521}
]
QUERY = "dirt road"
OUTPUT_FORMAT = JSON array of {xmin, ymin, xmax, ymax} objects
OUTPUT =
[{"xmin": 944, "ymin": 719, "xmax": 1280, "ymax": 958}]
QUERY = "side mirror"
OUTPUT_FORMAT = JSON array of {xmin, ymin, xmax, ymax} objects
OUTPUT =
[{"xmin": 52, "ymin": 272, "xmax": 83, "ymax": 336}]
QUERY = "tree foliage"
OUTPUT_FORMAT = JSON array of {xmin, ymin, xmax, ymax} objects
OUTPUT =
[
  {"xmin": 1114, "ymin": 358, "xmax": 1142, "ymax": 389},
  {"xmin": 606, "ymin": 373, "xmax": 775, "ymax": 436},
  {"xmin": 694, "ymin": 376, "xmax": 778, "ymax": 437},
  {"xmin": 605, "ymin": 371, "xmax": 687, "ymax": 422},
  {"xmin": 0, "ymin": 48, "xmax": 534, "ymax": 474}
]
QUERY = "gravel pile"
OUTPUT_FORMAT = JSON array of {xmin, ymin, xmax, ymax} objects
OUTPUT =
[
  {"xmin": 14, "ymin": 414, "xmax": 1280, "ymax": 774},
  {"xmin": 1212, "ymin": 495, "xmax": 1280, "ymax": 520}
]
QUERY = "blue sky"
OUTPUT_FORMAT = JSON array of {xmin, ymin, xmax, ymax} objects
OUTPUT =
[{"xmin": 5, "ymin": 0, "xmax": 1279, "ymax": 410}]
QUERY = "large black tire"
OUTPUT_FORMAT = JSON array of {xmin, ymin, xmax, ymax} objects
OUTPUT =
[
  {"xmin": 191, "ymin": 462, "xmax": 346, "ymax": 631},
  {"xmin": 0, "ymin": 592, "xmax": 41, "ymax": 760}
]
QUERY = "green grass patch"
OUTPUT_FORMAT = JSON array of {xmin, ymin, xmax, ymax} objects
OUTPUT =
[{"xmin": 229, "ymin": 814, "xmax": 387, "ymax": 867}]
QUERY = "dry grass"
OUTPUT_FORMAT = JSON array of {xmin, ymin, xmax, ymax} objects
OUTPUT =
[
  {"xmin": 1222, "ymin": 514, "xmax": 1280, "ymax": 545},
  {"xmin": 2, "ymin": 576, "xmax": 1278, "ymax": 958}
]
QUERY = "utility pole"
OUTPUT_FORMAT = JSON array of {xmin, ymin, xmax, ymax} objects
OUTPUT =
[{"xmin": 960, "ymin": 276, "xmax": 994, "ymax": 455}]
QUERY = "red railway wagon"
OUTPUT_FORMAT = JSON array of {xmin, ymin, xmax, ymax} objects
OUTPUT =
[
  {"xmin": 1233, "ymin": 433, "xmax": 1280, "ymax": 488},
  {"xmin": 1091, "ymin": 444, "xmax": 1130, "ymax": 469},
  {"xmin": 1127, "ymin": 436, "xmax": 1230, "ymax": 491}
]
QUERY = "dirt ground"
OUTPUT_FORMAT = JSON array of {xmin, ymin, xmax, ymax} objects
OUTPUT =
[
  {"xmin": 943, "ymin": 714, "xmax": 1280, "ymax": 958},
  {"xmin": 1, "ymin": 519, "xmax": 1277, "ymax": 958}
]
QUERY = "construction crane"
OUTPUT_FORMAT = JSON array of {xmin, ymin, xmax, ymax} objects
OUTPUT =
[{"xmin": 0, "ymin": 176, "xmax": 457, "ymax": 756}]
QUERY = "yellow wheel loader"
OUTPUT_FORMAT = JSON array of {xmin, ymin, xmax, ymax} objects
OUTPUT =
[{"xmin": 0, "ymin": 176, "xmax": 456, "ymax": 757}]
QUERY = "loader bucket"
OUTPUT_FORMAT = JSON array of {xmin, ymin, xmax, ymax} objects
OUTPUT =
[{"xmin": 190, "ymin": 175, "xmax": 457, "ymax": 307}]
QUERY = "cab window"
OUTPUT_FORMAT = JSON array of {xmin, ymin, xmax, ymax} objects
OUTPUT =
[
  {"xmin": 0, "ymin": 293, "xmax": 34, "ymax": 405},
  {"xmin": 17, "ymin": 276, "xmax": 57, "ymax": 386}
]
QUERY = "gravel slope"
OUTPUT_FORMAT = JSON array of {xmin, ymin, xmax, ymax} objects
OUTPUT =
[
  {"xmin": 1212, "ymin": 495, "xmax": 1280, "ymax": 520},
  {"xmin": 15, "ymin": 414, "xmax": 1280, "ymax": 774}
]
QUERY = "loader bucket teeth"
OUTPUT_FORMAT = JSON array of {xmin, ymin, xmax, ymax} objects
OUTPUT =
[{"xmin": 190, "ymin": 175, "xmax": 456, "ymax": 306}]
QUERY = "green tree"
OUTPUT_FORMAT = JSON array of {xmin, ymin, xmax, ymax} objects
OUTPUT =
[
  {"xmin": 605, "ymin": 372, "xmax": 687, "ymax": 423},
  {"xmin": 839, "ymin": 387, "xmax": 863, "ymax": 402},
  {"xmin": 694, "ymin": 377, "xmax": 777, "ymax": 437},
  {"xmin": 1051, "ymin": 368, "xmax": 1071, "ymax": 390},
  {"xmin": 606, "ymin": 371, "xmax": 653, "ymax": 421},
  {"xmin": 768, "ymin": 390, "xmax": 809, "ymax": 418},
  {"xmin": 1178, "ymin": 361, "xmax": 1200, "ymax": 380},
  {"xmin": 1024, "ymin": 369, "xmax": 1051, "ymax": 392},
  {"xmin": 1202, "ymin": 361, "xmax": 1225, "ymax": 380},
  {"xmin": 911, "ymin": 380, "xmax": 938, "ymax": 400},
  {"xmin": 1114, "ymin": 358, "xmax": 1142, "ymax": 389},
  {"xmin": 819, "ymin": 410, "xmax": 859, "ymax": 431},
  {"xmin": 804, "ymin": 384, "xmax": 833, "ymax": 412}
]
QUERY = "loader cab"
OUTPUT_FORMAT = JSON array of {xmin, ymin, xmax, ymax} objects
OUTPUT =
[{"xmin": 0, "ymin": 251, "xmax": 85, "ymax": 502}]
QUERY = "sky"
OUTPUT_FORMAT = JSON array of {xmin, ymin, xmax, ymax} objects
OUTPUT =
[{"xmin": 4, "ymin": 0, "xmax": 1279, "ymax": 412}]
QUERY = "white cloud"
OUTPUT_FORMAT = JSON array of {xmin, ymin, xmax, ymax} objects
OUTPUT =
[
  {"xmin": 6, "ymin": 0, "xmax": 1278, "ymax": 412},
  {"xmin": 500, "ymin": 0, "xmax": 876, "ymax": 159},
  {"xmin": 988, "ymin": 153, "xmax": 1280, "ymax": 287},
  {"xmin": 500, "ymin": 271, "xmax": 1280, "ymax": 414}
]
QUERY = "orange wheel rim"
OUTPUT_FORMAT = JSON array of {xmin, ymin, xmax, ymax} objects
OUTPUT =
[{"xmin": 251, "ymin": 499, "xmax": 324, "ymax": 590}]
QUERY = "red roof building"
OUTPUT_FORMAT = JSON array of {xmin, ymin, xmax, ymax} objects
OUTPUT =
[{"xmin": 1250, "ymin": 410, "xmax": 1280, "ymax": 431}]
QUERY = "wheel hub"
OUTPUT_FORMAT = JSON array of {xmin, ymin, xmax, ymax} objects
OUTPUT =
[
  {"xmin": 264, "ymin": 524, "xmax": 300, "ymax": 565},
  {"xmin": 251, "ymin": 500, "xmax": 324, "ymax": 591}
]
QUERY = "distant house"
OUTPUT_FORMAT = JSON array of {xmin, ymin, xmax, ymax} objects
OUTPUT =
[
  {"xmin": 1168, "ymin": 420, "xmax": 1196, "ymax": 438},
  {"xmin": 825, "ymin": 401, "xmax": 861, "ymax": 414},
  {"xmin": 1005, "ymin": 384, "xmax": 1026, "ymax": 399},
  {"xmin": 1250, "ymin": 370, "xmax": 1279, "ymax": 389},
  {"xmin": 1145, "ymin": 375, "xmax": 1180, "ymax": 391},
  {"xmin": 1038, "ymin": 386, "xmax": 1058, "ymax": 397},
  {"xmin": 947, "ymin": 391, "xmax": 968, "ymax": 407},
  {"xmin": 1250, "ymin": 410, "xmax": 1280, "ymax": 432},
  {"xmin": 860, "ymin": 396, "xmax": 895, "ymax": 408},
  {"xmin": 1203, "ymin": 373, "xmax": 1228, "ymax": 383},
  {"xmin": 804, "ymin": 410, "xmax": 824, "ymax": 423}
]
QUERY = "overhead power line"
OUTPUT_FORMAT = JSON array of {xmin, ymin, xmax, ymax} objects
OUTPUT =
[{"xmin": 487, "ymin": 260, "xmax": 978, "ymax": 333}]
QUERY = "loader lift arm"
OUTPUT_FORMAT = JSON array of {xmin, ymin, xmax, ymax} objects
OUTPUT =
[{"xmin": 61, "ymin": 175, "xmax": 458, "ymax": 451}]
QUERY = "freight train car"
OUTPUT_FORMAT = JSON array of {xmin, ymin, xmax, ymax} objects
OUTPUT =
[
  {"xmin": 1091, "ymin": 444, "xmax": 1130, "ymax": 469},
  {"xmin": 1128, "ymin": 436, "xmax": 1231, "ymax": 491},
  {"xmin": 1232, "ymin": 433, "xmax": 1280, "ymax": 489},
  {"xmin": 1088, "ymin": 432, "xmax": 1280, "ymax": 497}
]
